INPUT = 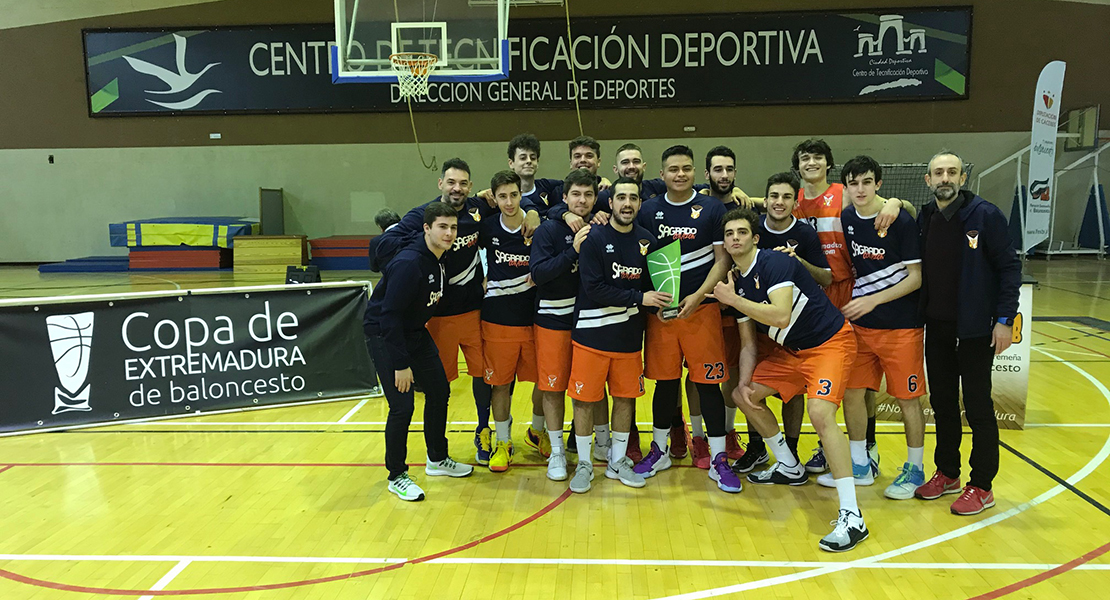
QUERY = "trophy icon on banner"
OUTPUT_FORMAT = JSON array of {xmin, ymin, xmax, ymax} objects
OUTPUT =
[
  {"xmin": 45, "ymin": 312, "xmax": 95, "ymax": 415},
  {"xmin": 647, "ymin": 240, "xmax": 682, "ymax": 320}
]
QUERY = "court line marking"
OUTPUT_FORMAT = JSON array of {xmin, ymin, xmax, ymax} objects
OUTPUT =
[
  {"xmin": 1, "ymin": 555, "xmax": 1110, "ymax": 570},
  {"xmin": 0, "ymin": 351, "xmax": 1103, "ymax": 595},
  {"xmin": 644, "ymin": 347, "xmax": 1110, "ymax": 600},
  {"xmin": 137, "ymin": 560, "xmax": 190, "ymax": 600},
  {"xmin": 1036, "ymin": 329, "xmax": 1110, "ymax": 359},
  {"xmin": 336, "ymin": 399, "xmax": 369, "ymax": 424},
  {"xmin": 0, "ymin": 490, "xmax": 574, "ymax": 596},
  {"xmin": 969, "ymin": 541, "xmax": 1110, "ymax": 600}
]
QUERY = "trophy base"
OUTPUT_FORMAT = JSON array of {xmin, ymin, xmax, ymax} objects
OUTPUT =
[{"xmin": 661, "ymin": 306, "xmax": 681, "ymax": 320}]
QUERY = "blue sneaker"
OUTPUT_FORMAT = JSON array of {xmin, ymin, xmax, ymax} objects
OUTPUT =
[
  {"xmin": 884, "ymin": 462, "xmax": 926, "ymax": 500},
  {"xmin": 474, "ymin": 427, "xmax": 492, "ymax": 465},
  {"xmin": 817, "ymin": 461, "xmax": 875, "ymax": 487},
  {"xmin": 804, "ymin": 443, "xmax": 827, "ymax": 473}
]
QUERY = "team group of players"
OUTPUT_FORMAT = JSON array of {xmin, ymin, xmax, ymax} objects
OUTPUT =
[{"xmin": 364, "ymin": 135, "xmax": 979, "ymax": 552}]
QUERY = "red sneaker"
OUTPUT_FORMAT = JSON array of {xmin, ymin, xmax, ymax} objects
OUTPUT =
[
  {"xmin": 725, "ymin": 429, "xmax": 745, "ymax": 460},
  {"xmin": 691, "ymin": 436, "xmax": 711, "ymax": 469},
  {"xmin": 626, "ymin": 428, "xmax": 644, "ymax": 463},
  {"xmin": 914, "ymin": 470, "xmax": 962, "ymax": 500},
  {"xmin": 950, "ymin": 485, "xmax": 995, "ymax": 515},
  {"xmin": 669, "ymin": 417, "xmax": 691, "ymax": 459}
]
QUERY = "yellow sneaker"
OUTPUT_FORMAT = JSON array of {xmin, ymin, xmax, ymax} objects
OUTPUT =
[
  {"xmin": 525, "ymin": 426, "xmax": 552, "ymax": 458},
  {"xmin": 489, "ymin": 441, "xmax": 514, "ymax": 472}
]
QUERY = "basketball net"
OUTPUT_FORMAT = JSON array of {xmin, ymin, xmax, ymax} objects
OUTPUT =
[{"xmin": 390, "ymin": 52, "xmax": 437, "ymax": 98}]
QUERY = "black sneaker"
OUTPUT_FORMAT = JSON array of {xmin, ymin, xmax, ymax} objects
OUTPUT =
[
  {"xmin": 731, "ymin": 445, "xmax": 769, "ymax": 474},
  {"xmin": 746, "ymin": 461, "xmax": 808, "ymax": 485},
  {"xmin": 566, "ymin": 420, "xmax": 578, "ymax": 454},
  {"xmin": 818, "ymin": 509, "xmax": 869, "ymax": 552}
]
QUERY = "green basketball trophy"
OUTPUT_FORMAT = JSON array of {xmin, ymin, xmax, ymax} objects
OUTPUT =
[{"xmin": 646, "ymin": 240, "xmax": 682, "ymax": 320}]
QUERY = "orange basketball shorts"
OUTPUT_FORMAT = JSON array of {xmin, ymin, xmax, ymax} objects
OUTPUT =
[
  {"xmin": 568, "ymin": 342, "xmax": 644, "ymax": 402},
  {"xmin": 426, "ymin": 310, "xmax": 483, "ymax": 382},
  {"xmin": 534, "ymin": 325, "xmax": 572, "ymax": 392},
  {"xmin": 847, "ymin": 325, "xmax": 926, "ymax": 399},
  {"xmin": 481, "ymin": 322, "xmax": 537, "ymax": 386},
  {"xmin": 644, "ymin": 303, "xmax": 727, "ymax": 384},
  {"xmin": 721, "ymin": 313, "xmax": 741, "ymax": 369},
  {"xmin": 751, "ymin": 321, "xmax": 856, "ymax": 405}
]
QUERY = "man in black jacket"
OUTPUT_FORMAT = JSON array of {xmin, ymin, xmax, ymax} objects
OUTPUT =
[{"xmin": 913, "ymin": 151, "xmax": 1022, "ymax": 515}]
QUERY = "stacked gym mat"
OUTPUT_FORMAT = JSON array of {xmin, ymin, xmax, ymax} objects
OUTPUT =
[{"xmin": 309, "ymin": 235, "xmax": 372, "ymax": 270}]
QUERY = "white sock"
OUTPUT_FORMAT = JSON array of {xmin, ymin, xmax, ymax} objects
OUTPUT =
[
  {"xmin": 907, "ymin": 446, "xmax": 924, "ymax": 470},
  {"xmin": 594, "ymin": 424, "xmax": 611, "ymax": 446},
  {"xmin": 652, "ymin": 427, "xmax": 669, "ymax": 450},
  {"xmin": 835, "ymin": 476, "xmax": 860, "ymax": 514},
  {"xmin": 576, "ymin": 435, "xmax": 593, "ymax": 463},
  {"xmin": 708, "ymin": 435, "xmax": 726, "ymax": 459},
  {"xmin": 768, "ymin": 433, "xmax": 800, "ymax": 469},
  {"xmin": 610, "ymin": 432, "xmax": 630, "ymax": 468},
  {"xmin": 531, "ymin": 413, "xmax": 545, "ymax": 432},
  {"xmin": 849, "ymin": 440, "xmax": 868, "ymax": 466},
  {"xmin": 691, "ymin": 415, "xmax": 705, "ymax": 438},
  {"xmin": 495, "ymin": 419, "xmax": 511, "ymax": 445},
  {"xmin": 549, "ymin": 430, "xmax": 565, "ymax": 455},
  {"xmin": 725, "ymin": 406, "xmax": 737, "ymax": 431}
]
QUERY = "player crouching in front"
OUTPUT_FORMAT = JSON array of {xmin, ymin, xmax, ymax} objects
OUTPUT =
[
  {"xmin": 711, "ymin": 208, "xmax": 868, "ymax": 552},
  {"xmin": 566, "ymin": 178, "xmax": 672, "ymax": 493}
]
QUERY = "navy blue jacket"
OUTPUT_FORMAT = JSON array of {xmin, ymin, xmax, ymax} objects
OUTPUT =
[
  {"xmin": 918, "ymin": 191, "xmax": 1022, "ymax": 339},
  {"xmin": 363, "ymin": 237, "xmax": 445, "ymax": 370},
  {"xmin": 530, "ymin": 218, "xmax": 579, "ymax": 331}
]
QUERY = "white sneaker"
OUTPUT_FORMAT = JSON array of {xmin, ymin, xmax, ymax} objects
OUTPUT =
[
  {"xmin": 818, "ymin": 509, "xmax": 869, "ymax": 552},
  {"xmin": 569, "ymin": 461, "xmax": 594, "ymax": 494},
  {"xmin": 547, "ymin": 452, "xmax": 568, "ymax": 481},
  {"xmin": 387, "ymin": 472, "xmax": 425, "ymax": 501},
  {"xmin": 425, "ymin": 456, "xmax": 474, "ymax": 478},
  {"xmin": 605, "ymin": 456, "xmax": 646, "ymax": 488},
  {"xmin": 368, "ymin": 385, "xmax": 384, "ymax": 398},
  {"xmin": 592, "ymin": 440, "xmax": 611, "ymax": 463}
]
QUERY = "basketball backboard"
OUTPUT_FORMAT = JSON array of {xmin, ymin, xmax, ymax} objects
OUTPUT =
[{"xmin": 331, "ymin": 0, "xmax": 510, "ymax": 84}]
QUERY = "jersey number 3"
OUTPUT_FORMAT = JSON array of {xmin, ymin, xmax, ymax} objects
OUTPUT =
[
  {"xmin": 816, "ymin": 378, "xmax": 833, "ymax": 396},
  {"xmin": 703, "ymin": 362, "xmax": 725, "ymax": 381}
]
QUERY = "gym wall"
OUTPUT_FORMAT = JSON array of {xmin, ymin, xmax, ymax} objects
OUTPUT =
[{"xmin": 0, "ymin": 0, "xmax": 1106, "ymax": 261}]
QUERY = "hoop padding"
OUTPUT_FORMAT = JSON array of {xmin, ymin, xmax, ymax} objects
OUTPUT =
[{"xmin": 390, "ymin": 53, "xmax": 439, "ymax": 98}]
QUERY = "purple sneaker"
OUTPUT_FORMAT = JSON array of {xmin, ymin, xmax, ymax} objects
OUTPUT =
[
  {"xmin": 633, "ymin": 441, "xmax": 673, "ymax": 478},
  {"xmin": 709, "ymin": 452, "xmax": 743, "ymax": 493}
]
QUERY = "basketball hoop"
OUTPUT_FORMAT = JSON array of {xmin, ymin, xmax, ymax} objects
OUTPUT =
[{"xmin": 390, "ymin": 52, "xmax": 438, "ymax": 98}]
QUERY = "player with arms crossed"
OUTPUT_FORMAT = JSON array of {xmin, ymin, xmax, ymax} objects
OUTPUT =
[{"xmin": 712, "ymin": 207, "xmax": 868, "ymax": 552}]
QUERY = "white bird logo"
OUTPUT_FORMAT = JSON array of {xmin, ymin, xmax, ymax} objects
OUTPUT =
[{"xmin": 122, "ymin": 33, "xmax": 221, "ymax": 110}]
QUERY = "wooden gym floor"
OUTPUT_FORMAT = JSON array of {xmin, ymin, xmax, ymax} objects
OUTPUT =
[{"xmin": 0, "ymin": 259, "xmax": 1108, "ymax": 599}]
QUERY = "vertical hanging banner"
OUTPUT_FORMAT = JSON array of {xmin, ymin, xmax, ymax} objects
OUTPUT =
[
  {"xmin": 0, "ymin": 283, "xmax": 374, "ymax": 435},
  {"xmin": 1024, "ymin": 60, "xmax": 1066, "ymax": 251}
]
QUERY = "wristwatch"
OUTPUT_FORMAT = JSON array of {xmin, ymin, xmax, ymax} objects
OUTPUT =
[{"xmin": 997, "ymin": 316, "xmax": 1013, "ymax": 326}]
